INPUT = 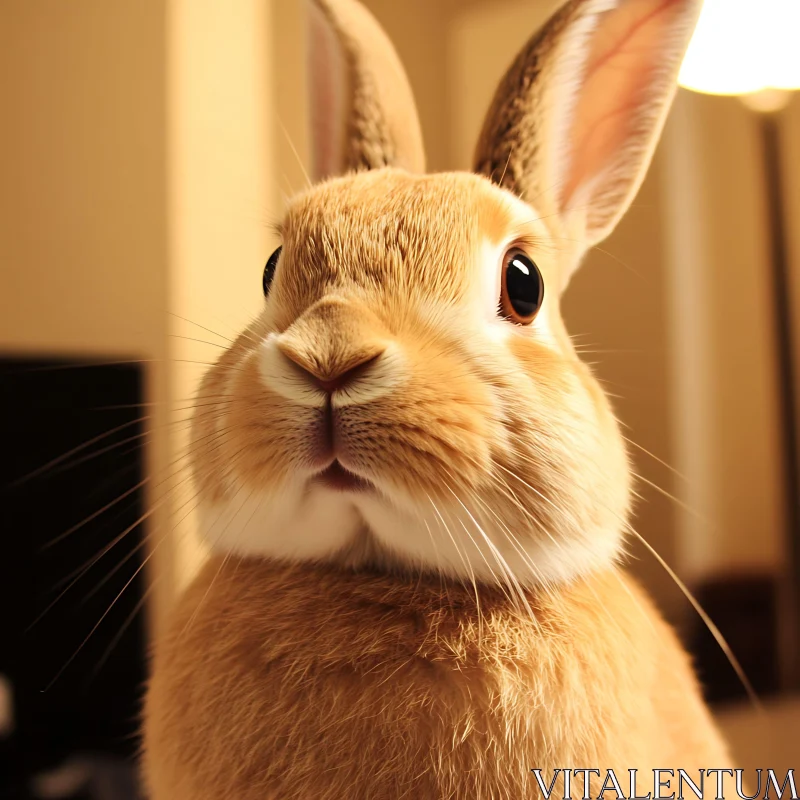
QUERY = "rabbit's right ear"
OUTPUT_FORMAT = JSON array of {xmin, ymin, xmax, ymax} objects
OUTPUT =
[
  {"xmin": 474, "ymin": 0, "xmax": 701, "ymax": 254},
  {"xmin": 306, "ymin": 0, "xmax": 425, "ymax": 180}
]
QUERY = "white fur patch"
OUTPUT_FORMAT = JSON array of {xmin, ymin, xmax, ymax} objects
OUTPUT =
[
  {"xmin": 199, "ymin": 480, "xmax": 362, "ymax": 560},
  {"xmin": 200, "ymin": 463, "xmax": 621, "ymax": 588},
  {"xmin": 352, "ymin": 490, "xmax": 620, "ymax": 588}
]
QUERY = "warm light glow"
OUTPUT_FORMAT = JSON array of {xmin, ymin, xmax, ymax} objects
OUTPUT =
[{"xmin": 679, "ymin": 0, "xmax": 800, "ymax": 97}]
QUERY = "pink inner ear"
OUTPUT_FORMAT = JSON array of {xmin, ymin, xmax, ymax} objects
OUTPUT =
[
  {"xmin": 308, "ymin": 3, "xmax": 349, "ymax": 180},
  {"xmin": 561, "ymin": 0, "xmax": 682, "ymax": 212}
]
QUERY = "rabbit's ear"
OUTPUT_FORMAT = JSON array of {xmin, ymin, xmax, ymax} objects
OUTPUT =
[
  {"xmin": 474, "ymin": 0, "xmax": 700, "ymax": 247},
  {"xmin": 307, "ymin": 0, "xmax": 425, "ymax": 180}
]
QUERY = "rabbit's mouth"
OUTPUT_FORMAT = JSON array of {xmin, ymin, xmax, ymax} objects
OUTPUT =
[{"xmin": 313, "ymin": 460, "xmax": 372, "ymax": 493}]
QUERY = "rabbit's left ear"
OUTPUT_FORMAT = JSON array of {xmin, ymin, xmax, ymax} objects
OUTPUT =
[{"xmin": 474, "ymin": 0, "xmax": 701, "ymax": 249}]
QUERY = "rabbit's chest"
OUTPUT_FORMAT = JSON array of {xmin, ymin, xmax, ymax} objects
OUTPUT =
[{"xmin": 144, "ymin": 560, "xmax": 667, "ymax": 800}]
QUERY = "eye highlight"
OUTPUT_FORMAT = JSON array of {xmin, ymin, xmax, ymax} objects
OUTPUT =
[
  {"xmin": 499, "ymin": 249, "xmax": 544, "ymax": 325},
  {"xmin": 263, "ymin": 246, "xmax": 282, "ymax": 296}
]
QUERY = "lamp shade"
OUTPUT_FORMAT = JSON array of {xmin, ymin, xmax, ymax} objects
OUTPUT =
[{"xmin": 679, "ymin": 0, "xmax": 800, "ymax": 97}]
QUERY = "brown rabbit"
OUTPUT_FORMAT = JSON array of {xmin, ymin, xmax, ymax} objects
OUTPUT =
[{"xmin": 143, "ymin": 0, "xmax": 734, "ymax": 797}]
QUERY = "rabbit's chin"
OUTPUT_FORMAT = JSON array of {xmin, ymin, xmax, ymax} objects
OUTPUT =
[{"xmin": 197, "ymin": 478, "xmax": 624, "ymax": 587}]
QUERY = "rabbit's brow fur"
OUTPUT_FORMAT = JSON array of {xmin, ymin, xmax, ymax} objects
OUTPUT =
[{"xmin": 143, "ymin": 0, "xmax": 735, "ymax": 796}]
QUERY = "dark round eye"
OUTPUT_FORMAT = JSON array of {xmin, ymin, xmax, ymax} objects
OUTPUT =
[
  {"xmin": 499, "ymin": 249, "xmax": 544, "ymax": 324},
  {"xmin": 263, "ymin": 246, "xmax": 282, "ymax": 296}
]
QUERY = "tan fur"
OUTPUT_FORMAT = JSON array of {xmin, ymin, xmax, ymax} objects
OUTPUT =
[
  {"xmin": 143, "ymin": 0, "xmax": 733, "ymax": 796},
  {"xmin": 144, "ymin": 557, "xmax": 731, "ymax": 799}
]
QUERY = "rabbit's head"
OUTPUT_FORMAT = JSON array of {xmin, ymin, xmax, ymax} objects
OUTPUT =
[{"xmin": 192, "ymin": 0, "xmax": 700, "ymax": 587}]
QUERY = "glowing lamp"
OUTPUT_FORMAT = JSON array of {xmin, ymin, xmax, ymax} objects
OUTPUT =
[{"xmin": 679, "ymin": 0, "xmax": 800, "ymax": 111}]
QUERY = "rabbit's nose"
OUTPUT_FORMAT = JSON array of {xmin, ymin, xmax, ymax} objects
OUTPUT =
[
  {"xmin": 258, "ymin": 295, "xmax": 403, "ymax": 408},
  {"xmin": 278, "ymin": 346, "xmax": 383, "ymax": 395}
]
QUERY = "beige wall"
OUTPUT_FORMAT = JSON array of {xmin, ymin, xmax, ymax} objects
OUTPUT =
[
  {"xmin": 364, "ymin": 0, "xmax": 452, "ymax": 171},
  {"xmin": 447, "ymin": 0, "xmax": 560, "ymax": 171},
  {"xmin": 0, "ymin": 1, "xmax": 168, "ymax": 361},
  {"xmin": 0, "ymin": 0, "xmax": 173, "ymax": 632},
  {"xmin": 663, "ymin": 92, "xmax": 786, "ymax": 586},
  {"xmin": 165, "ymin": 0, "xmax": 281, "ymax": 611}
]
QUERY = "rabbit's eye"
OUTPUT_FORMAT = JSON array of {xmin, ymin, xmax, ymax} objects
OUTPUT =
[
  {"xmin": 263, "ymin": 246, "xmax": 282, "ymax": 296},
  {"xmin": 499, "ymin": 249, "xmax": 543, "ymax": 324}
]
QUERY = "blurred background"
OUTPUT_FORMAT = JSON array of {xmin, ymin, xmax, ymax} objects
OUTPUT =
[{"xmin": 0, "ymin": 0, "xmax": 799, "ymax": 797}]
